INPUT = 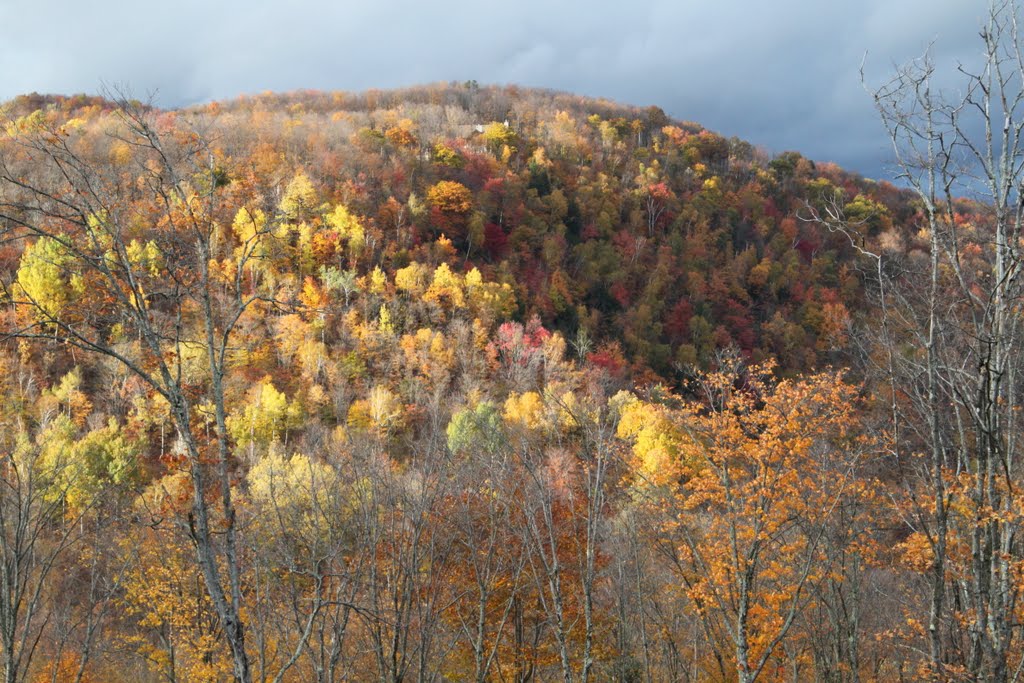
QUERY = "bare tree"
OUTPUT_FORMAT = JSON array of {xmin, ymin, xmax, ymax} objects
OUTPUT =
[
  {"xmin": 0, "ymin": 435, "xmax": 90, "ymax": 683},
  {"xmin": 0, "ymin": 95, "xmax": 274, "ymax": 682},
  {"xmin": 808, "ymin": 3, "xmax": 1024, "ymax": 677},
  {"xmin": 445, "ymin": 436, "xmax": 527, "ymax": 683},
  {"xmin": 508, "ymin": 395, "xmax": 617, "ymax": 683}
]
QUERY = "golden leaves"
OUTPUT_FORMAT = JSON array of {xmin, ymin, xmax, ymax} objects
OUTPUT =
[
  {"xmin": 427, "ymin": 180, "xmax": 473, "ymax": 214},
  {"xmin": 618, "ymin": 363, "xmax": 871, "ymax": 675}
]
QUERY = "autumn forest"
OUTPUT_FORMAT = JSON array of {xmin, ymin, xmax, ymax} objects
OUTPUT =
[{"xmin": 2, "ymin": 6, "xmax": 1024, "ymax": 682}]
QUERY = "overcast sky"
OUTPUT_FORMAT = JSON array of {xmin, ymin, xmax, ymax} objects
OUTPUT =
[{"xmin": 0, "ymin": 1, "xmax": 990, "ymax": 180}]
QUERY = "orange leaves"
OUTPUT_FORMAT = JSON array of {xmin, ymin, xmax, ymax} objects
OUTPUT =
[
  {"xmin": 400, "ymin": 327, "xmax": 455, "ymax": 385},
  {"xmin": 895, "ymin": 532, "xmax": 934, "ymax": 574},
  {"xmin": 118, "ymin": 529, "xmax": 233, "ymax": 681},
  {"xmin": 108, "ymin": 140, "xmax": 133, "ymax": 166},
  {"xmin": 619, "ymin": 362, "xmax": 872, "ymax": 679},
  {"xmin": 299, "ymin": 276, "xmax": 328, "ymax": 311},
  {"xmin": 427, "ymin": 180, "xmax": 473, "ymax": 214}
]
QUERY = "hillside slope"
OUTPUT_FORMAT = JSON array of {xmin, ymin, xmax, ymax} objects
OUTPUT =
[
  {"xmin": 4, "ymin": 84, "xmax": 911, "ymax": 379},
  {"xmin": 0, "ymin": 84, "xmax": 942, "ymax": 682}
]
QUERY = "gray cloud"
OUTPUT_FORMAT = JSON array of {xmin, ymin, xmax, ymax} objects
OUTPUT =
[{"xmin": 0, "ymin": 0, "xmax": 992, "ymax": 179}]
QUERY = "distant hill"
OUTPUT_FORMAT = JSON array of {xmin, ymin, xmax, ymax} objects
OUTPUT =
[{"xmin": 3, "ymin": 82, "xmax": 919, "ymax": 382}]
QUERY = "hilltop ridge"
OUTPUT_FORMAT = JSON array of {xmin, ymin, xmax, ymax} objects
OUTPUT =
[{"xmin": 5, "ymin": 82, "xmax": 912, "ymax": 378}]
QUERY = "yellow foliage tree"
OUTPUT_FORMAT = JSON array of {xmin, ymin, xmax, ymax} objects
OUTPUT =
[
  {"xmin": 615, "ymin": 394, "xmax": 684, "ymax": 485},
  {"xmin": 347, "ymin": 385, "xmax": 405, "ymax": 437},
  {"xmin": 279, "ymin": 171, "xmax": 318, "ymax": 219},
  {"xmin": 395, "ymin": 261, "xmax": 432, "ymax": 298},
  {"xmin": 465, "ymin": 267, "xmax": 517, "ymax": 323},
  {"xmin": 400, "ymin": 328, "xmax": 455, "ymax": 388},
  {"xmin": 502, "ymin": 391, "xmax": 547, "ymax": 432},
  {"xmin": 326, "ymin": 204, "xmax": 366, "ymax": 253},
  {"xmin": 16, "ymin": 236, "xmax": 80, "ymax": 321},
  {"xmin": 226, "ymin": 377, "xmax": 304, "ymax": 453}
]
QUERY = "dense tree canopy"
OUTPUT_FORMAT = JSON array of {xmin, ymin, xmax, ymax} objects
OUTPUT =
[{"xmin": 0, "ymin": 22, "xmax": 1022, "ymax": 677}]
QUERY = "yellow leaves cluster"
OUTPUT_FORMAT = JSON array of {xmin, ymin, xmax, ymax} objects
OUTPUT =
[
  {"xmin": 747, "ymin": 258, "xmax": 772, "ymax": 289},
  {"xmin": 432, "ymin": 143, "xmax": 463, "ymax": 167},
  {"xmin": 279, "ymin": 170, "xmax": 318, "ymax": 219},
  {"xmin": 502, "ymin": 388, "xmax": 585, "ymax": 435},
  {"xmin": 3, "ymin": 109, "xmax": 48, "ymax": 137},
  {"xmin": 274, "ymin": 313, "xmax": 330, "ymax": 381},
  {"xmin": 17, "ymin": 236, "xmax": 79, "ymax": 321},
  {"xmin": 395, "ymin": 261, "xmax": 515, "ymax": 322},
  {"xmin": 368, "ymin": 265, "xmax": 388, "ymax": 294},
  {"xmin": 39, "ymin": 366, "xmax": 92, "ymax": 425},
  {"xmin": 503, "ymin": 391, "xmax": 546, "ymax": 431},
  {"xmin": 26, "ymin": 414, "xmax": 139, "ymax": 515},
  {"xmin": 395, "ymin": 261, "xmax": 432, "ymax": 297},
  {"xmin": 326, "ymin": 203, "xmax": 366, "ymax": 252},
  {"xmin": 481, "ymin": 121, "xmax": 517, "ymax": 154},
  {"xmin": 347, "ymin": 385, "xmax": 405, "ymax": 436},
  {"xmin": 400, "ymin": 328, "xmax": 455, "ymax": 385},
  {"xmin": 300, "ymin": 276, "xmax": 328, "ymax": 311},
  {"xmin": 125, "ymin": 238, "xmax": 164, "ymax": 278},
  {"xmin": 226, "ymin": 377, "xmax": 304, "ymax": 451},
  {"xmin": 615, "ymin": 396, "xmax": 683, "ymax": 485},
  {"xmin": 232, "ymin": 206, "xmax": 267, "ymax": 245},
  {"xmin": 378, "ymin": 303, "xmax": 394, "ymax": 334},
  {"xmin": 424, "ymin": 262, "xmax": 466, "ymax": 308},
  {"xmin": 247, "ymin": 449, "xmax": 333, "ymax": 511},
  {"xmin": 466, "ymin": 268, "xmax": 516, "ymax": 322},
  {"xmin": 230, "ymin": 207, "xmax": 271, "ymax": 277},
  {"xmin": 427, "ymin": 180, "xmax": 473, "ymax": 214}
]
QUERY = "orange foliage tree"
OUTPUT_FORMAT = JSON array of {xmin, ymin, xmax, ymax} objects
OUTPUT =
[
  {"xmin": 619, "ymin": 359, "xmax": 874, "ymax": 682},
  {"xmin": 426, "ymin": 180, "xmax": 473, "ymax": 241}
]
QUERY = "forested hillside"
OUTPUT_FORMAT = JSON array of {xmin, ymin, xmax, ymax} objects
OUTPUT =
[{"xmin": 0, "ymin": 27, "xmax": 1021, "ymax": 680}]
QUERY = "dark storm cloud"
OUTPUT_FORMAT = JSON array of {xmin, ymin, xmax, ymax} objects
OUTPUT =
[{"xmin": 0, "ymin": 0, "xmax": 990, "ymax": 179}]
